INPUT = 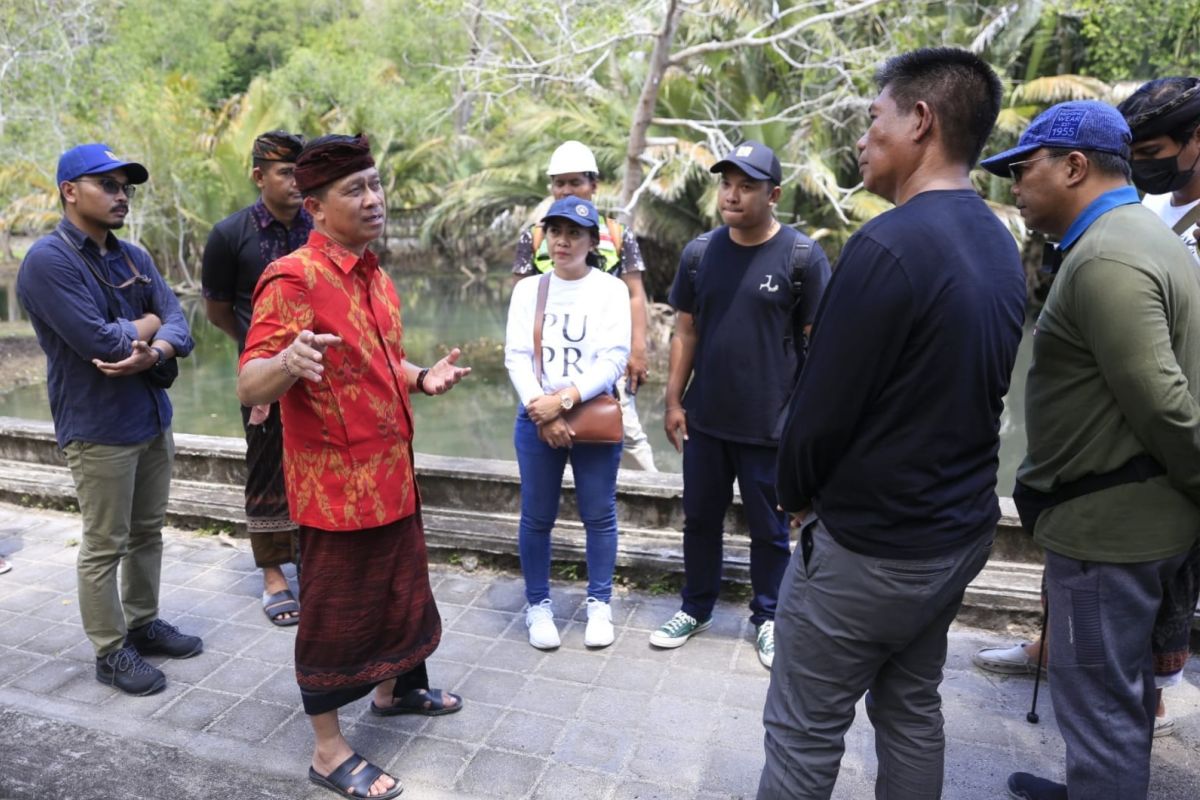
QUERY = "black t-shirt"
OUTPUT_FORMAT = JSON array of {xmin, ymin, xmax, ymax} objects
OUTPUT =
[
  {"xmin": 776, "ymin": 189, "xmax": 1027, "ymax": 559},
  {"xmin": 668, "ymin": 225, "xmax": 831, "ymax": 446},
  {"xmin": 201, "ymin": 202, "xmax": 312, "ymax": 349}
]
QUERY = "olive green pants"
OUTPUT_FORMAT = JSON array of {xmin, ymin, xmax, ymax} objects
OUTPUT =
[{"xmin": 65, "ymin": 430, "xmax": 174, "ymax": 658}]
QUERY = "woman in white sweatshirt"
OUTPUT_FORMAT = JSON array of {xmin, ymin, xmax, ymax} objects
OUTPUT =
[{"xmin": 504, "ymin": 196, "xmax": 631, "ymax": 650}]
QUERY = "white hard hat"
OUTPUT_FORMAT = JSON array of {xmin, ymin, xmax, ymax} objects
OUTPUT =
[{"xmin": 546, "ymin": 140, "xmax": 599, "ymax": 176}]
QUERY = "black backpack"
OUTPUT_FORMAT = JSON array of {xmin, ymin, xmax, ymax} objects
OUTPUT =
[{"xmin": 681, "ymin": 228, "xmax": 818, "ymax": 369}]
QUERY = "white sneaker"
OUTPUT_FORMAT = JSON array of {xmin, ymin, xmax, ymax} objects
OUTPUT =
[
  {"xmin": 972, "ymin": 642, "xmax": 1045, "ymax": 676},
  {"xmin": 525, "ymin": 599, "xmax": 560, "ymax": 650},
  {"xmin": 584, "ymin": 598, "xmax": 614, "ymax": 648}
]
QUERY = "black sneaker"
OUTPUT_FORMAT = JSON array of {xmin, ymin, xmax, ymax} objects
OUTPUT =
[
  {"xmin": 126, "ymin": 618, "xmax": 203, "ymax": 659},
  {"xmin": 1007, "ymin": 772, "xmax": 1068, "ymax": 800},
  {"xmin": 96, "ymin": 645, "xmax": 166, "ymax": 696}
]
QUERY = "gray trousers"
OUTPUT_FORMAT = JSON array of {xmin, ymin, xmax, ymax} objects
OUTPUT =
[
  {"xmin": 758, "ymin": 519, "xmax": 991, "ymax": 800},
  {"xmin": 1044, "ymin": 547, "xmax": 1190, "ymax": 800},
  {"xmin": 64, "ymin": 430, "xmax": 174, "ymax": 658}
]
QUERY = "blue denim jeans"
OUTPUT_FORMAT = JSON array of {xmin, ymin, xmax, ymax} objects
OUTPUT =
[{"xmin": 513, "ymin": 408, "xmax": 622, "ymax": 604}]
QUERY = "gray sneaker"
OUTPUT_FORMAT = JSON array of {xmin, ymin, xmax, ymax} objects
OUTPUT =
[
  {"xmin": 96, "ymin": 644, "xmax": 166, "ymax": 696},
  {"xmin": 649, "ymin": 610, "xmax": 711, "ymax": 648}
]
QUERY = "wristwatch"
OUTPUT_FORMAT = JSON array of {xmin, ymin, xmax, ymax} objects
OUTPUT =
[
  {"xmin": 558, "ymin": 391, "xmax": 575, "ymax": 411},
  {"xmin": 150, "ymin": 346, "xmax": 166, "ymax": 366}
]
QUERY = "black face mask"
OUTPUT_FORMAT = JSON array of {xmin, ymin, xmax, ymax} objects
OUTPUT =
[{"xmin": 1131, "ymin": 148, "xmax": 1200, "ymax": 195}]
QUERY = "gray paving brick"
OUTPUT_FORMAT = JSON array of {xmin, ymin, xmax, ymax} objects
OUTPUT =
[
  {"xmin": 481, "ymin": 638, "xmax": 551, "ymax": 673},
  {"xmin": 614, "ymin": 780, "xmax": 689, "ymax": 800},
  {"xmin": 0, "ymin": 646, "xmax": 46, "ymax": 684},
  {"xmin": 0, "ymin": 585, "xmax": 59, "ymax": 614},
  {"xmin": 24, "ymin": 593, "xmax": 80, "ymax": 623},
  {"xmin": 248, "ymin": 628, "xmax": 298, "ymax": 664},
  {"xmin": 719, "ymin": 672, "xmax": 768, "ymax": 710},
  {"xmin": 450, "ymin": 607, "xmax": 517, "ymax": 638},
  {"xmin": 176, "ymin": 543, "xmax": 238, "ymax": 565},
  {"xmin": 198, "ymin": 656, "xmax": 279, "ymax": 694},
  {"xmin": 434, "ymin": 630, "xmax": 492, "ymax": 664},
  {"xmin": 419, "ymin": 699, "xmax": 503, "ymax": 744},
  {"xmin": 152, "ymin": 649, "xmax": 224, "ymax": 685},
  {"xmin": 646, "ymin": 694, "xmax": 721, "ymax": 743},
  {"xmin": 479, "ymin": 577, "xmax": 528, "ymax": 612},
  {"xmin": 595, "ymin": 653, "xmax": 666, "ymax": 693},
  {"xmin": 555, "ymin": 720, "xmax": 635, "ymax": 774},
  {"xmin": 19, "ymin": 622, "xmax": 84, "ymax": 657},
  {"xmin": 203, "ymin": 621, "xmax": 267, "ymax": 656},
  {"xmin": 458, "ymin": 748, "xmax": 543, "ymax": 799},
  {"xmin": 159, "ymin": 560, "xmax": 210, "ymax": 587},
  {"xmin": 156, "ymin": 686, "xmax": 240, "ymax": 731},
  {"xmin": 456, "ymin": 666, "xmax": 527, "ymax": 706},
  {"xmin": 12, "ymin": 657, "xmax": 87, "ymax": 693},
  {"xmin": 659, "ymin": 664, "xmax": 729, "ymax": 702},
  {"xmin": 164, "ymin": 613, "xmax": 223, "ymax": 640},
  {"xmin": 250, "ymin": 665, "xmax": 301, "ymax": 707},
  {"xmin": 578, "ymin": 686, "xmax": 654, "ymax": 731},
  {"xmin": 189, "ymin": 590, "xmax": 258, "ymax": 621},
  {"xmin": 530, "ymin": 762, "xmax": 615, "ymax": 800},
  {"xmin": 389, "ymin": 735, "xmax": 472, "ymax": 791},
  {"xmin": 626, "ymin": 735, "xmax": 709, "ymax": 785},
  {"xmin": 624, "ymin": 596, "xmax": 683, "ymax": 632},
  {"xmin": 700, "ymin": 745, "xmax": 765, "ymax": 795},
  {"xmin": 433, "ymin": 575, "xmax": 486, "ymax": 605},
  {"xmin": 57, "ymin": 671, "xmax": 120, "ymax": 704},
  {"xmin": 0, "ymin": 613, "xmax": 51, "ymax": 647},
  {"xmin": 207, "ymin": 697, "xmax": 294, "ymax": 742},
  {"xmin": 486, "ymin": 709, "xmax": 566, "ymax": 757},
  {"xmin": 536, "ymin": 649, "xmax": 606, "ymax": 685},
  {"xmin": 107, "ymin": 678, "xmax": 189, "ymax": 719},
  {"xmin": 511, "ymin": 676, "xmax": 588, "ymax": 718},
  {"xmin": 426, "ymin": 657, "xmax": 472, "ymax": 692}
]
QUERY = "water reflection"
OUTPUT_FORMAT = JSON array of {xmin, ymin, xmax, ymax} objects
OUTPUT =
[{"xmin": 0, "ymin": 271, "xmax": 1033, "ymax": 486}]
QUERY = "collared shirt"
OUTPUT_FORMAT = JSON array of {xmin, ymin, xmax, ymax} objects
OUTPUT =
[
  {"xmin": 16, "ymin": 218, "xmax": 194, "ymax": 449},
  {"xmin": 240, "ymin": 231, "xmax": 417, "ymax": 531},
  {"xmin": 1058, "ymin": 186, "xmax": 1141, "ymax": 251},
  {"xmin": 201, "ymin": 198, "xmax": 313, "ymax": 348}
]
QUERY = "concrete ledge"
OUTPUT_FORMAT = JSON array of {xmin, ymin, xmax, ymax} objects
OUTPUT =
[{"xmin": 0, "ymin": 415, "xmax": 1048, "ymax": 630}]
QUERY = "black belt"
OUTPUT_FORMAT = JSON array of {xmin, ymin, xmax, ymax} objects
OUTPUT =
[{"xmin": 1013, "ymin": 454, "xmax": 1166, "ymax": 534}]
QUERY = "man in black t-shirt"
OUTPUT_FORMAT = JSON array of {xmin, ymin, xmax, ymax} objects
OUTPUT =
[
  {"xmin": 201, "ymin": 131, "xmax": 312, "ymax": 627},
  {"xmin": 758, "ymin": 50, "xmax": 1025, "ymax": 799},
  {"xmin": 649, "ymin": 141, "xmax": 831, "ymax": 671}
]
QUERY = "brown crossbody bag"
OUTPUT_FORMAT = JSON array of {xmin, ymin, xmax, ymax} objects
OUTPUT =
[{"xmin": 532, "ymin": 272, "xmax": 623, "ymax": 444}]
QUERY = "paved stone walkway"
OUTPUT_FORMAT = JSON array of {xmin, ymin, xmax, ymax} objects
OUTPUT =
[{"xmin": 0, "ymin": 502, "xmax": 1197, "ymax": 799}]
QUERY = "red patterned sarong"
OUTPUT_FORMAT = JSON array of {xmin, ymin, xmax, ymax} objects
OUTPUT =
[{"xmin": 295, "ymin": 510, "xmax": 440, "ymax": 706}]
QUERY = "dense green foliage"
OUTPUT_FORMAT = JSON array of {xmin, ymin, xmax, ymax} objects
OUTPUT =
[{"xmin": 1, "ymin": 0, "xmax": 1198, "ymax": 295}]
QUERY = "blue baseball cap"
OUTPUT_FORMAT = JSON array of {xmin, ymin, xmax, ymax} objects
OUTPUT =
[
  {"xmin": 541, "ymin": 196, "xmax": 599, "ymax": 229},
  {"xmin": 981, "ymin": 101, "xmax": 1131, "ymax": 178},
  {"xmin": 710, "ymin": 140, "xmax": 783, "ymax": 184},
  {"xmin": 56, "ymin": 143, "xmax": 149, "ymax": 186}
]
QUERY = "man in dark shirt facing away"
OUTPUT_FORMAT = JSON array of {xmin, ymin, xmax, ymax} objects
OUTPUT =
[
  {"xmin": 202, "ymin": 131, "xmax": 312, "ymax": 627},
  {"xmin": 759, "ymin": 49, "xmax": 1026, "ymax": 799},
  {"xmin": 18, "ymin": 144, "xmax": 201, "ymax": 696}
]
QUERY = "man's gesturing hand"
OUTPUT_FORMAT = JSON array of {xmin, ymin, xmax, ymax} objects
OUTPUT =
[{"xmin": 282, "ymin": 330, "xmax": 342, "ymax": 382}]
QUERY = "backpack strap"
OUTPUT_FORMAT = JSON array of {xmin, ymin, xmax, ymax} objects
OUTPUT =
[
  {"xmin": 604, "ymin": 215, "xmax": 624, "ymax": 258},
  {"xmin": 784, "ymin": 233, "xmax": 817, "ymax": 371},
  {"xmin": 1172, "ymin": 203, "xmax": 1200, "ymax": 236},
  {"xmin": 683, "ymin": 233, "xmax": 712, "ymax": 290}
]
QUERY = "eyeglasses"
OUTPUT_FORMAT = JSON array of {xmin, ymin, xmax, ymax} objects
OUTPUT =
[
  {"xmin": 77, "ymin": 177, "xmax": 137, "ymax": 198},
  {"xmin": 1009, "ymin": 154, "xmax": 1066, "ymax": 183}
]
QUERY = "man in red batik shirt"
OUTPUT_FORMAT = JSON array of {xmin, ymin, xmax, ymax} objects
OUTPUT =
[{"xmin": 237, "ymin": 134, "xmax": 470, "ymax": 800}]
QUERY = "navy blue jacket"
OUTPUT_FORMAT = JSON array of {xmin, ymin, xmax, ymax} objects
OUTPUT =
[{"xmin": 17, "ymin": 219, "xmax": 193, "ymax": 449}]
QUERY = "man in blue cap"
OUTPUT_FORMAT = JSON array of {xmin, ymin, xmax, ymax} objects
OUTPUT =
[
  {"xmin": 17, "ymin": 144, "xmax": 201, "ymax": 696},
  {"xmin": 651, "ymin": 139, "xmax": 831, "ymax": 669},
  {"xmin": 982, "ymin": 101, "xmax": 1200, "ymax": 800}
]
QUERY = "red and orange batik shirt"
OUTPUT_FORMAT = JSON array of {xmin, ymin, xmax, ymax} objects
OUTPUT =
[{"xmin": 240, "ymin": 231, "xmax": 416, "ymax": 531}]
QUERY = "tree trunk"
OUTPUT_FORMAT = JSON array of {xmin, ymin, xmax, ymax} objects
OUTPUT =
[{"xmin": 618, "ymin": 0, "xmax": 682, "ymax": 224}]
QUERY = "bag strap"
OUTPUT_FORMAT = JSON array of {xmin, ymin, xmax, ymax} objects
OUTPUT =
[
  {"xmin": 533, "ymin": 272, "xmax": 552, "ymax": 386},
  {"xmin": 1172, "ymin": 203, "xmax": 1200, "ymax": 236}
]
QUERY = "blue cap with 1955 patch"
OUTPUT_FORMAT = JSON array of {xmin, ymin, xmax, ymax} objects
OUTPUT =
[
  {"xmin": 56, "ymin": 143, "xmax": 149, "ymax": 186},
  {"xmin": 981, "ymin": 101, "xmax": 1131, "ymax": 178},
  {"xmin": 541, "ymin": 195, "xmax": 599, "ymax": 228}
]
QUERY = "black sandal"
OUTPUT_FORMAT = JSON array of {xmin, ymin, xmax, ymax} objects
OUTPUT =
[
  {"xmin": 369, "ymin": 687, "xmax": 463, "ymax": 717},
  {"xmin": 261, "ymin": 589, "xmax": 300, "ymax": 627},
  {"xmin": 308, "ymin": 752, "xmax": 402, "ymax": 799}
]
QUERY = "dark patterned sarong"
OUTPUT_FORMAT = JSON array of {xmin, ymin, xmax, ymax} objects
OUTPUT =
[
  {"xmin": 1152, "ymin": 539, "xmax": 1200, "ymax": 679},
  {"xmin": 295, "ymin": 510, "xmax": 441, "ymax": 715},
  {"xmin": 241, "ymin": 402, "xmax": 297, "ymax": 567}
]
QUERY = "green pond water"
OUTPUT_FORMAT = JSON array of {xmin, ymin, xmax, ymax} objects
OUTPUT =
[{"xmin": 0, "ymin": 271, "xmax": 1033, "ymax": 488}]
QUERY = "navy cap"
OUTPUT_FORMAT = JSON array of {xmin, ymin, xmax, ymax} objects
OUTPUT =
[
  {"xmin": 981, "ymin": 101, "xmax": 1131, "ymax": 178},
  {"xmin": 710, "ymin": 140, "xmax": 783, "ymax": 184},
  {"xmin": 56, "ymin": 143, "xmax": 149, "ymax": 186},
  {"xmin": 540, "ymin": 195, "xmax": 599, "ymax": 229}
]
